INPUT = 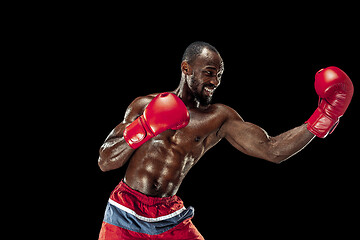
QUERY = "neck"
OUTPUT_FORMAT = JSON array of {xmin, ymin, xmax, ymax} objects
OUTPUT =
[{"xmin": 174, "ymin": 76, "xmax": 201, "ymax": 109}]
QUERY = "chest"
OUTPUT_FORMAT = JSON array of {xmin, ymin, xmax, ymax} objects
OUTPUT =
[{"xmin": 160, "ymin": 107, "xmax": 226, "ymax": 153}]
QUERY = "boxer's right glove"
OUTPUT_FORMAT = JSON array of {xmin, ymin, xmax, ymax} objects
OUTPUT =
[
  {"xmin": 306, "ymin": 66, "xmax": 354, "ymax": 138},
  {"xmin": 123, "ymin": 92, "xmax": 190, "ymax": 149}
]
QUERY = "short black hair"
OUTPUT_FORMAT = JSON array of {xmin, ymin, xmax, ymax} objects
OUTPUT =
[{"xmin": 182, "ymin": 41, "xmax": 219, "ymax": 64}]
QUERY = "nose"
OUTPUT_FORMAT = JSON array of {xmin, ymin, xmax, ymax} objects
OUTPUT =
[{"xmin": 210, "ymin": 77, "xmax": 220, "ymax": 87}]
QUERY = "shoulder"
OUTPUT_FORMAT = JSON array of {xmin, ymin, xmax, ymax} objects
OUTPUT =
[
  {"xmin": 130, "ymin": 94, "xmax": 154, "ymax": 107},
  {"xmin": 129, "ymin": 92, "xmax": 162, "ymax": 108},
  {"xmin": 213, "ymin": 104, "xmax": 245, "ymax": 138},
  {"xmin": 123, "ymin": 93, "xmax": 159, "ymax": 123},
  {"xmin": 212, "ymin": 103, "xmax": 244, "ymax": 122}
]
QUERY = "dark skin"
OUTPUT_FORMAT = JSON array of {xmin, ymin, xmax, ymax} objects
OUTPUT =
[{"xmin": 98, "ymin": 48, "xmax": 315, "ymax": 197}]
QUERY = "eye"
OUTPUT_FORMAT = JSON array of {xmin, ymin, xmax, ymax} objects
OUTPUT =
[{"xmin": 204, "ymin": 70, "xmax": 213, "ymax": 76}]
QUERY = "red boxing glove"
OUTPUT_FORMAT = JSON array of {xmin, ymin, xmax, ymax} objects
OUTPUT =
[
  {"xmin": 306, "ymin": 66, "xmax": 354, "ymax": 138},
  {"xmin": 123, "ymin": 92, "xmax": 190, "ymax": 149}
]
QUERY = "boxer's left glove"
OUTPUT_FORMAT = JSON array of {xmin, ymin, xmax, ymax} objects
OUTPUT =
[
  {"xmin": 306, "ymin": 66, "xmax": 354, "ymax": 138},
  {"xmin": 123, "ymin": 92, "xmax": 190, "ymax": 149}
]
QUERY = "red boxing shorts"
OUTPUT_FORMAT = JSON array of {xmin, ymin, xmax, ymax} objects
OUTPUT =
[{"xmin": 99, "ymin": 180, "xmax": 204, "ymax": 240}]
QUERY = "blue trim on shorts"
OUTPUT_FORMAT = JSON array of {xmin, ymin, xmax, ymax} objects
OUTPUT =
[{"xmin": 103, "ymin": 202, "xmax": 194, "ymax": 235}]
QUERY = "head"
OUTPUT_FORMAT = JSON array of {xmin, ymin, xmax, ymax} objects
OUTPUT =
[{"xmin": 181, "ymin": 41, "xmax": 224, "ymax": 106}]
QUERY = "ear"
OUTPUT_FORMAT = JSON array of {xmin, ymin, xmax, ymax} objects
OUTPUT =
[{"xmin": 181, "ymin": 61, "xmax": 192, "ymax": 75}]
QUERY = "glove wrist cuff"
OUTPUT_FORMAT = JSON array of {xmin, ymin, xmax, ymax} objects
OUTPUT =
[
  {"xmin": 305, "ymin": 108, "xmax": 339, "ymax": 138},
  {"xmin": 123, "ymin": 116, "xmax": 154, "ymax": 149}
]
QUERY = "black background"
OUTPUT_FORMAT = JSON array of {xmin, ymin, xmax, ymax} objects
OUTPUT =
[{"xmin": 20, "ymin": 5, "xmax": 359, "ymax": 239}]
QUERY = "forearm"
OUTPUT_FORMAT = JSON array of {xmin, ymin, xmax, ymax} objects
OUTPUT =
[
  {"xmin": 98, "ymin": 124, "xmax": 135, "ymax": 172},
  {"xmin": 267, "ymin": 124, "xmax": 315, "ymax": 163}
]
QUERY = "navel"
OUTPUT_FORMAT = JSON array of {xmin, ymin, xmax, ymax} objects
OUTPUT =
[{"xmin": 153, "ymin": 180, "xmax": 161, "ymax": 191}]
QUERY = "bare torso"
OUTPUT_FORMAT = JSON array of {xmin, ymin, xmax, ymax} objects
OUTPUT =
[
  {"xmin": 99, "ymin": 90, "xmax": 314, "ymax": 198},
  {"xmin": 125, "ymin": 101, "xmax": 229, "ymax": 197}
]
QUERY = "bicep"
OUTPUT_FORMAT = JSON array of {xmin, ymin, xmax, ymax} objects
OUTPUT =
[{"xmin": 221, "ymin": 118, "xmax": 273, "ymax": 160}]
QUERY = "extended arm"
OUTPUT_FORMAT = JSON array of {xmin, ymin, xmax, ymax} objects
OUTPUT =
[
  {"xmin": 218, "ymin": 66, "xmax": 353, "ymax": 163},
  {"xmin": 219, "ymin": 108, "xmax": 315, "ymax": 163}
]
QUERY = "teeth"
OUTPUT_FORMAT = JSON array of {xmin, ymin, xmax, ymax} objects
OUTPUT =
[{"xmin": 204, "ymin": 87, "xmax": 215, "ymax": 93}]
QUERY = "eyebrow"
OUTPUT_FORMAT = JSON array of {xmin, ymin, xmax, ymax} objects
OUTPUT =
[
  {"xmin": 204, "ymin": 66, "xmax": 217, "ymax": 70},
  {"xmin": 204, "ymin": 66, "xmax": 224, "ymax": 74}
]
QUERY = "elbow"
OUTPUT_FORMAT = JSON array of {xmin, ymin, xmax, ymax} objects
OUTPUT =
[
  {"xmin": 98, "ymin": 156, "xmax": 110, "ymax": 172},
  {"xmin": 97, "ymin": 141, "xmax": 133, "ymax": 172},
  {"xmin": 269, "ymin": 157, "xmax": 288, "ymax": 164},
  {"xmin": 263, "ymin": 139, "xmax": 291, "ymax": 164},
  {"xmin": 98, "ymin": 151, "xmax": 117, "ymax": 172},
  {"xmin": 264, "ymin": 151, "xmax": 290, "ymax": 164},
  {"xmin": 98, "ymin": 145, "xmax": 114, "ymax": 172},
  {"xmin": 98, "ymin": 154, "xmax": 128, "ymax": 172}
]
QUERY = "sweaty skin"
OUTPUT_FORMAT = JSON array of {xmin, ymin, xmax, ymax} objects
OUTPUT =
[{"xmin": 98, "ymin": 48, "xmax": 315, "ymax": 197}]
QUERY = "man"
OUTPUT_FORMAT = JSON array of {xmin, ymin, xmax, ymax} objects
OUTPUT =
[{"xmin": 98, "ymin": 41, "xmax": 353, "ymax": 239}]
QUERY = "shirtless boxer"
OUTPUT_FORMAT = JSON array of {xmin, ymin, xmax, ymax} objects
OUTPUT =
[{"xmin": 98, "ymin": 42, "xmax": 353, "ymax": 239}]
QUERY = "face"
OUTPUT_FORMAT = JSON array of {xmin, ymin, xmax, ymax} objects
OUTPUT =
[{"xmin": 183, "ymin": 48, "xmax": 224, "ymax": 106}]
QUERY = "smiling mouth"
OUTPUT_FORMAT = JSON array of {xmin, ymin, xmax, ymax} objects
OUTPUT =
[{"xmin": 203, "ymin": 86, "xmax": 216, "ymax": 95}]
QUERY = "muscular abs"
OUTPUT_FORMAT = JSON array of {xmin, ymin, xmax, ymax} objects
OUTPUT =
[{"xmin": 125, "ymin": 105, "xmax": 226, "ymax": 197}]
